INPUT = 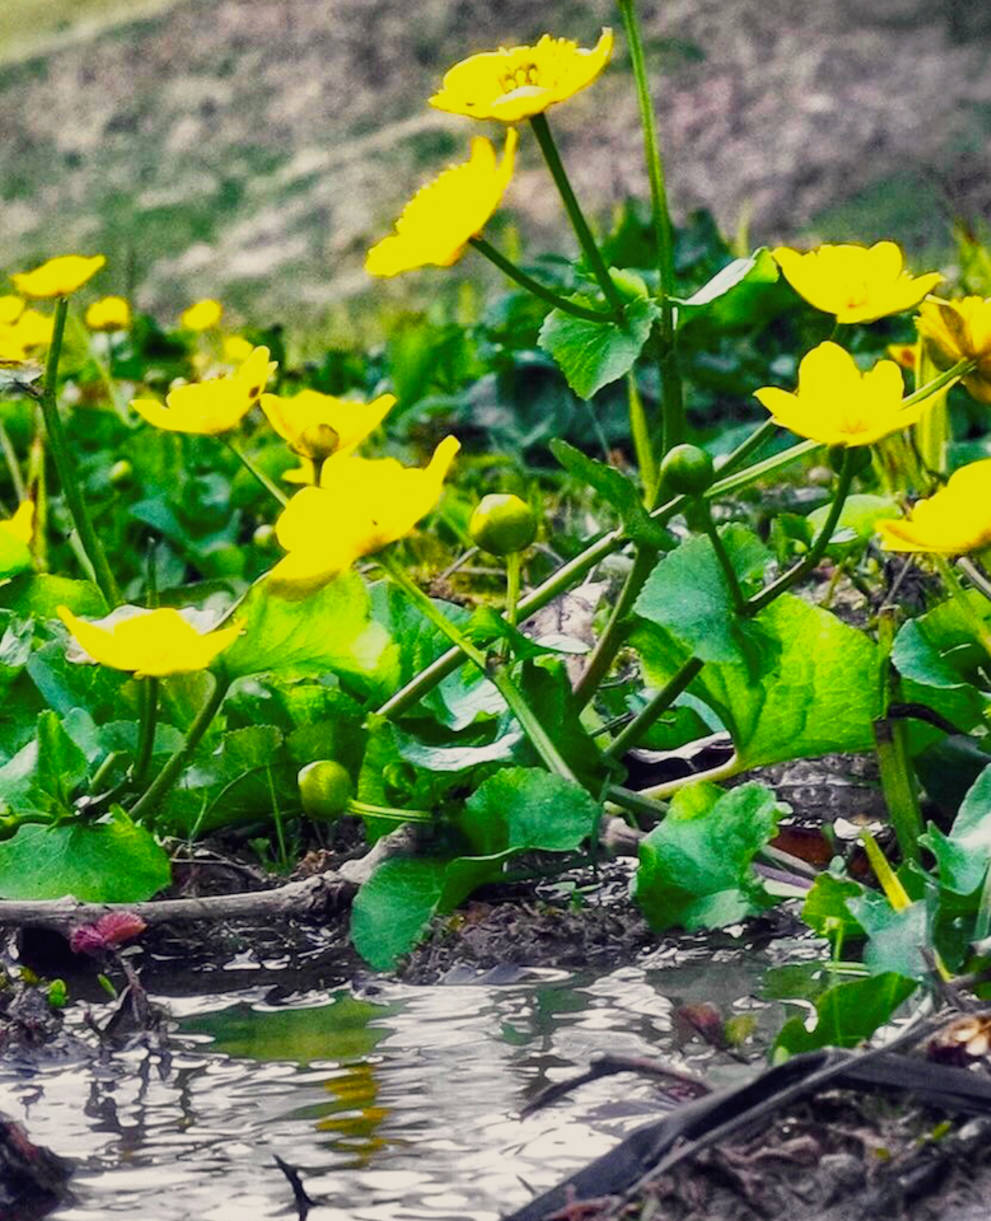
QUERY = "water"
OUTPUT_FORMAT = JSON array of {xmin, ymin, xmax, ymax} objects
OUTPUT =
[{"xmin": 0, "ymin": 940, "xmax": 805, "ymax": 1220}]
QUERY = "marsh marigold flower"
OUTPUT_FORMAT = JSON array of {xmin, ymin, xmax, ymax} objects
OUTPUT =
[
  {"xmin": 57, "ymin": 604, "xmax": 241, "ymax": 678},
  {"xmin": 877, "ymin": 460, "xmax": 991, "ymax": 554},
  {"xmin": 365, "ymin": 131, "xmax": 517, "ymax": 277},
  {"xmin": 11, "ymin": 254, "xmax": 106, "ymax": 299},
  {"xmin": 131, "ymin": 345, "xmax": 276, "ymax": 435},
  {"xmin": 261, "ymin": 389, "xmax": 396, "ymax": 482},
  {"xmin": 754, "ymin": 341, "xmax": 925, "ymax": 447},
  {"xmin": 916, "ymin": 296, "xmax": 991, "ymax": 404},
  {"xmin": 85, "ymin": 295, "xmax": 131, "ymax": 333},
  {"xmin": 772, "ymin": 242, "xmax": 941, "ymax": 324},
  {"xmin": 222, "ymin": 334, "xmax": 255, "ymax": 364},
  {"xmin": 429, "ymin": 30, "xmax": 613, "ymax": 121},
  {"xmin": 0, "ymin": 297, "xmax": 23, "ymax": 326},
  {"xmin": 180, "ymin": 299, "xmax": 223, "ymax": 332},
  {"xmin": 269, "ymin": 436, "xmax": 460, "ymax": 593},
  {"xmin": 0, "ymin": 308, "xmax": 53, "ymax": 365}
]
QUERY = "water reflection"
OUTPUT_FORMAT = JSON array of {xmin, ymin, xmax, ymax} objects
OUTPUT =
[{"xmin": 0, "ymin": 940, "xmax": 802, "ymax": 1220}]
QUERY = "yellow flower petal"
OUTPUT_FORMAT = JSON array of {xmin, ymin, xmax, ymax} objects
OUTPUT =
[
  {"xmin": 222, "ymin": 334, "xmax": 255, "ymax": 364},
  {"xmin": 773, "ymin": 242, "xmax": 942, "ymax": 324},
  {"xmin": 85, "ymin": 295, "xmax": 132, "ymax": 332},
  {"xmin": 917, "ymin": 296, "xmax": 991, "ymax": 404},
  {"xmin": 11, "ymin": 255, "xmax": 106, "ymax": 300},
  {"xmin": 130, "ymin": 346, "xmax": 276, "ymax": 435},
  {"xmin": 365, "ymin": 131, "xmax": 516, "ymax": 277},
  {"xmin": 180, "ymin": 299, "xmax": 223, "ymax": 331},
  {"xmin": 430, "ymin": 29, "xmax": 613, "ymax": 121},
  {"xmin": 877, "ymin": 459, "xmax": 991, "ymax": 555},
  {"xmin": 57, "ymin": 605, "xmax": 241, "ymax": 677},
  {"xmin": 754, "ymin": 341, "xmax": 920, "ymax": 446},
  {"xmin": 1, "ymin": 501, "xmax": 34, "ymax": 547},
  {"xmin": 261, "ymin": 389, "xmax": 396, "ymax": 470},
  {"xmin": 0, "ymin": 296, "xmax": 24, "ymax": 326}
]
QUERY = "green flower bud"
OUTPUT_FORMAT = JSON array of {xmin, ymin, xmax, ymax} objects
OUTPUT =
[
  {"xmin": 659, "ymin": 444, "xmax": 715, "ymax": 496},
  {"xmin": 298, "ymin": 760, "xmax": 352, "ymax": 821},
  {"xmin": 469, "ymin": 493, "xmax": 537, "ymax": 556}
]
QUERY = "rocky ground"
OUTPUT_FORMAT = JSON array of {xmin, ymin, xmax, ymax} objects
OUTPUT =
[{"xmin": 0, "ymin": 0, "xmax": 989, "ymax": 321}]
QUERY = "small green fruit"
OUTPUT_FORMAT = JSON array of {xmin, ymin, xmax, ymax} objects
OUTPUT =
[
  {"xmin": 298, "ymin": 760, "xmax": 352, "ymax": 821},
  {"xmin": 109, "ymin": 459, "xmax": 133, "ymax": 488},
  {"xmin": 659, "ymin": 444, "xmax": 715, "ymax": 496},
  {"xmin": 469, "ymin": 493, "xmax": 537, "ymax": 556}
]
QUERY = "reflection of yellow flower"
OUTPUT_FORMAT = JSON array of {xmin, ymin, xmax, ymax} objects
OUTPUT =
[
  {"xmin": 0, "ymin": 297, "xmax": 23, "ymax": 326},
  {"xmin": 754, "ymin": 341, "xmax": 922, "ymax": 446},
  {"xmin": 85, "ymin": 295, "xmax": 131, "ymax": 332},
  {"xmin": 11, "ymin": 255, "xmax": 106, "ymax": 299},
  {"xmin": 916, "ymin": 296, "xmax": 991, "ymax": 404},
  {"xmin": 180, "ymin": 299, "xmax": 223, "ymax": 332},
  {"xmin": 269, "ymin": 436, "xmax": 460, "ymax": 594},
  {"xmin": 772, "ymin": 242, "xmax": 942, "ymax": 324},
  {"xmin": 877, "ymin": 460, "xmax": 991, "ymax": 554},
  {"xmin": 57, "ymin": 604, "xmax": 241, "ymax": 678},
  {"xmin": 261, "ymin": 389, "xmax": 396, "ymax": 482},
  {"xmin": 222, "ymin": 334, "xmax": 254, "ymax": 364},
  {"xmin": 131, "ymin": 346, "xmax": 276, "ymax": 435},
  {"xmin": 430, "ymin": 30, "xmax": 613, "ymax": 121},
  {"xmin": 365, "ymin": 131, "xmax": 516, "ymax": 277}
]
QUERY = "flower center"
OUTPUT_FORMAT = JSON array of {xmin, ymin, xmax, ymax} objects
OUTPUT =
[{"xmin": 500, "ymin": 63, "xmax": 542, "ymax": 93}]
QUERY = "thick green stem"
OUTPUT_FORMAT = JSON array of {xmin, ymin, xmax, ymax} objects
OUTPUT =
[
  {"xmin": 224, "ymin": 439, "xmax": 288, "ymax": 506},
  {"xmin": 38, "ymin": 298, "xmax": 120, "ymax": 606},
  {"xmin": 377, "ymin": 427, "xmax": 815, "ymax": 720},
  {"xmin": 874, "ymin": 608, "xmax": 923, "ymax": 864},
  {"xmin": 348, "ymin": 799, "xmax": 434, "ymax": 824},
  {"xmin": 469, "ymin": 237, "xmax": 613, "ymax": 322},
  {"xmin": 698, "ymin": 502, "xmax": 747, "ymax": 615},
  {"xmin": 605, "ymin": 656, "xmax": 704, "ymax": 758},
  {"xmin": 128, "ymin": 673, "xmax": 231, "ymax": 824},
  {"xmin": 0, "ymin": 419, "xmax": 26, "ymax": 502},
  {"xmin": 618, "ymin": 0, "xmax": 684, "ymax": 450},
  {"xmin": 529, "ymin": 113, "xmax": 625, "ymax": 315},
  {"xmin": 505, "ymin": 550, "xmax": 522, "ymax": 628},
  {"xmin": 378, "ymin": 551, "xmax": 578, "ymax": 783},
  {"xmin": 627, "ymin": 372, "xmax": 657, "ymax": 501},
  {"xmin": 132, "ymin": 676, "xmax": 159, "ymax": 790}
]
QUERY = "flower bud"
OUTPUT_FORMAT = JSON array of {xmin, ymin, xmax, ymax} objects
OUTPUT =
[
  {"xmin": 298, "ymin": 760, "xmax": 352, "ymax": 821},
  {"xmin": 109, "ymin": 459, "xmax": 133, "ymax": 488},
  {"xmin": 469, "ymin": 493, "xmax": 537, "ymax": 556},
  {"xmin": 296, "ymin": 422, "xmax": 340, "ymax": 462},
  {"xmin": 659, "ymin": 444, "xmax": 715, "ymax": 497}
]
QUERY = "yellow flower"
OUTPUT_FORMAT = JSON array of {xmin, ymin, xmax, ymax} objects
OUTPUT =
[
  {"xmin": 11, "ymin": 254, "xmax": 106, "ymax": 299},
  {"xmin": 57, "ymin": 604, "xmax": 241, "ymax": 678},
  {"xmin": 0, "ymin": 501, "xmax": 33, "ymax": 547},
  {"xmin": 261, "ymin": 389, "xmax": 396, "ymax": 482},
  {"xmin": 754, "ymin": 341, "xmax": 924, "ymax": 446},
  {"xmin": 85, "ymin": 295, "xmax": 131, "ymax": 332},
  {"xmin": 0, "ymin": 308, "xmax": 53, "ymax": 365},
  {"xmin": 772, "ymin": 241, "xmax": 942, "ymax": 324},
  {"xmin": 131, "ymin": 346, "xmax": 276, "ymax": 435},
  {"xmin": 886, "ymin": 341, "xmax": 918, "ymax": 372},
  {"xmin": 180, "ymin": 299, "xmax": 223, "ymax": 332},
  {"xmin": 916, "ymin": 296, "xmax": 991, "ymax": 404},
  {"xmin": 877, "ymin": 460, "xmax": 991, "ymax": 554},
  {"xmin": 429, "ymin": 30, "xmax": 613, "ymax": 121},
  {"xmin": 365, "ymin": 131, "xmax": 517, "ymax": 277},
  {"xmin": 222, "ymin": 334, "xmax": 255, "ymax": 364},
  {"xmin": 0, "ymin": 296, "xmax": 23, "ymax": 326},
  {"xmin": 269, "ymin": 436, "xmax": 460, "ymax": 594}
]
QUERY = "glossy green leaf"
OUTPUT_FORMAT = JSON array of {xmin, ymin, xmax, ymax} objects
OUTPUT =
[
  {"xmin": 0, "ymin": 710, "xmax": 88, "ymax": 815},
  {"xmin": 538, "ymin": 296, "xmax": 659, "ymax": 399},
  {"xmin": 921, "ymin": 763, "xmax": 991, "ymax": 895},
  {"xmin": 458, "ymin": 766, "xmax": 602, "ymax": 857},
  {"xmin": 550, "ymin": 439, "xmax": 672, "ymax": 548},
  {"xmin": 675, "ymin": 249, "xmax": 781, "ymax": 329},
  {"xmin": 0, "ymin": 574, "xmax": 108, "ymax": 619},
  {"xmin": 773, "ymin": 973, "xmax": 916, "ymax": 1057}
]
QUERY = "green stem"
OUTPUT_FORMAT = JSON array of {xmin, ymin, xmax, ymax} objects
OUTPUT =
[
  {"xmin": 224, "ymin": 439, "xmax": 288, "ymax": 507},
  {"xmin": 505, "ymin": 550, "xmax": 522, "ymax": 628},
  {"xmin": 874, "ymin": 608, "xmax": 923, "ymax": 864},
  {"xmin": 132, "ymin": 676, "xmax": 158, "ymax": 790},
  {"xmin": 627, "ymin": 372, "xmax": 657, "ymax": 501},
  {"xmin": 0, "ymin": 418, "xmax": 26, "ymax": 502},
  {"xmin": 698, "ymin": 502, "xmax": 746, "ymax": 615},
  {"xmin": 901, "ymin": 358, "xmax": 974, "ymax": 411},
  {"xmin": 469, "ymin": 237, "xmax": 613, "ymax": 322},
  {"xmin": 618, "ymin": 0, "xmax": 684, "ymax": 450},
  {"xmin": 959, "ymin": 557, "xmax": 991, "ymax": 604},
  {"xmin": 605, "ymin": 783, "xmax": 669, "ymax": 823},
  {"xmin": 377, "ymin": 551, "xmax": 578, "ymax": 783},
  {"xmin": 605, "ymin": 656, "xmax": 704, "ymax": 758},
  {"xmin": 745, "ymin": 449, "xmax": 856, "ymax": 616},
  {"xmin": 933, "ymin": 554, "xmax": 991, "ymax": 659},
  {"xmin": 128, "ymin": 673, "xmax": 231, "ymax": 824},
  {"xmin": 529, "ymin": 113, "xmax": 625, "ymax": 315},
  {"xmin": 68, "ymin": 307, "xmax": 128, "ymax": 424},
  {"xmin": 38, "ymin": 298, "xmax": 120, "ymax": 606},
  {"xmin": 376, "ymin": 431, "xmax": 817, "ymax": 720},
  {"xmin": 348, "ymin": 799, "xmax": 434, "ymax": 824},
  {"xmin": 715, "ymin": 418, "xmax": 777, "ymax": 481}
]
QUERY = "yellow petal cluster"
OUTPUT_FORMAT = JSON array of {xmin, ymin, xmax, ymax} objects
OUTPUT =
[
  {"xmin": 261, "ymin": 389, "xmax": 397, "ymax": 482},
  {"xmin": 877, "ymin": 460, "xmax": 991, "ymax": 554},
  {"xmin": 85, "ymin": 295, "xmax": 132, "ymax": 333},
  {"xmin": 269, "ymin": 436, "xmax": 460, "ymax": 594},
  {"xmin": 916, "ymin": 296, "xmax": 991, "ymax": 404},
  {"xmin": 57, "ymin": 604, "xmax": 241, "ymax": 678},
  {"xmin": 429, "ymin": 30, "xmax": 613, "ymax": 121},
  {"xmin": 180, "ymin": 299, "xmax": 224, "ymax": 332},
  {"xmin": 773, "ymin": 242, "xmax": 942, "ymax": 324},
  {"xmin": 0, "ymin": 501, "xmax": 33, "ymax": 547},
  {"xmin": 11, "ymin": 255, "xmax": 106, "ymax": 299},
  {"xmin": 754, "ymin": 341, "xmax": 922, "ymax": 447},
  {"xmin": 365, "ymin": 131, "xmax": 517, "ymax": 277},
  {"xmin": 131, "ymin": 346, "xmax": 276, "ymax": 435}
]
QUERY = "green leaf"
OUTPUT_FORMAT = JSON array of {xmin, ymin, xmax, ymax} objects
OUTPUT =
[
  {"xmin": 800, "ymin": 872, "xmax": 866, "ymax": 941},
  {"xmin": 458, "ymin": 766, "xmax": 603, "ymax": 857},
  {"xmin": 635, "ymin": 526, "xmax": 772, "ymax": 666},
  {"xmin": 806, "ymin": 494, "xmax": 900, "ymax": 556},
  {"xmin": 675, "ymin": 249, "xmax": 781, "ymax": 329},
  {"xmin": 0, "ymin": 808, "xmax": 170, "ymax": 902},
  {"xmin": 0, "ymin": 574, "xmax": 107, "ymax": 619},
  {"xmin": 549, "ymin": 439, "xmax": 672, "ymax": 549},
  {"xmin": 222, "ymin": 572, "xmax": 391, "ymax": 696},
  {"xmin": 538, "ymin": 296, "xmax": 659, "ymax": 399},
  {"xmin": 921, "ymin": 763, "xmax": 991, "ymax": 895},
  {"xmin": 632, "ymin": 781, "xmax": 783, "ymax": 931},
  {"xmin": 0, "ymin": 710, "xmax": 88, "ymax": 815},
  {"xmin": 633, "ymin": 594, "xmax": 882, "ymax": 771},
  {"xmin": 773, "ymin": 973, "xmax": 917, "ymax": 1057},
  {"xmin": 847, "ymin": 891, "xmax": 934, "ymax": 981}
]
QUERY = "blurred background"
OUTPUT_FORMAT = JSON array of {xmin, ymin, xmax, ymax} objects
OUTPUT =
[{"xmin": 2, "ymin": 0, "xmax": 989, "ymax": 325}]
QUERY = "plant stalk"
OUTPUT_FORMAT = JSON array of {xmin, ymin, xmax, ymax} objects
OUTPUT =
[
  {"xmin": 469, "ymin": 237, "xmax": 613, "ymax": 322},
  {"xmin": 605, "ymin": 656, "xmax": 704, "ymax": 758}
]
